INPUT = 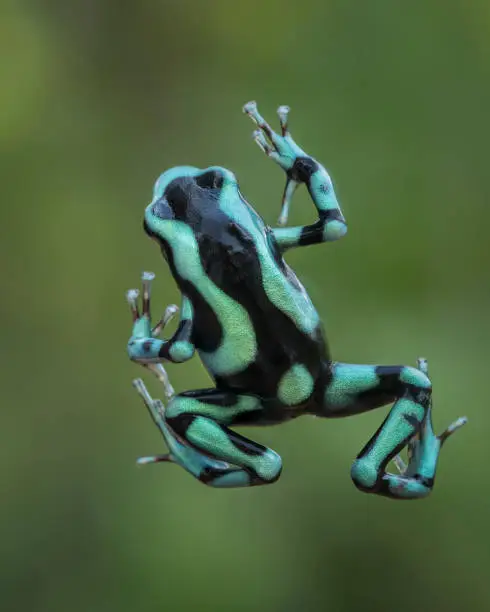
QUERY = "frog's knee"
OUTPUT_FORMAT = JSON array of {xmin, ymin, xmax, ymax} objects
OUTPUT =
[
  {"xmin": 350, "ymin": 458, "xmax": 379, "ymax": 492},
  {"xmin": 400, "ymin": 367, "xmax": 432, "ymax": 406},
  {"xmin": 256, "ymin": 449, "xmax": 283, "ymax": 483},
  {"xmin": 400, "ymin": 366, "xmax": 432, "ymax": 391},
  {"xmin": 165, "ymin": 396, "xmax": 192, "ymax": 423},
  {"xmin": 322, "ymin": 219, "xmax": 348, "ymax": 242}
]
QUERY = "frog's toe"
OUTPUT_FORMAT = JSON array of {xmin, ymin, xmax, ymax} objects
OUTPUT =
[
  {"xmin": 141, "ymin": 270, "xmax": 155, "ymax": 316},
  {"xmin": 126, "ymin": 271, "xmax": 156, "ymax": 319},
  {"xmin": 243, "ymin": 100, "xmax": 283, "ymax": 152},
  {"xmin": 393, "ymin": 454, "xmax": 407, "ymax": 474},
  {"xmin": 126, "ymin": 288, "xmax": 140, "ymax": 301},
  {"xmin": 126, "ymin": 271, "xmax": 164, "ymax": 338},
  {"xmin": 126, "ymin": 288, "xmax": 140, "ymax": 321},
  {"xmin": 144, "ymin": 364, "xmax": 175, "ymax": 399},
  {"xmin": 252, "ymin": 129, "xmax": 281, "ymax": 161},
  {"xmin": 439, "ymin": 416, "xmax": 468, "ymax": 445},
  {"xmin": 243, "ymin": 100, "xmax": 258, "ymax": 116},
  {"xmin": 277, "ymin": 104, "xmax": 290, "ymax": 135},
  {"xmin": 416, "ymin": 356, "xmax": 429, "ymax": 375},
  {"xmin": 136, "ymin": 454, "xmax": 173, "ymax": 465},
  {"xmin": 152, "ymin": 303, "xmax": 179, "ymax": 337},
  {"xmin": 133, "ymin": 378, "xmax": 174, "ymax": 424}
]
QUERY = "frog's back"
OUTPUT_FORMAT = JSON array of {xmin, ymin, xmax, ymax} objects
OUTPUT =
[
  {"xmin": 195, "ymin": 238, "xmax": 331, "ymax": 401},
  {"xmin": 174, "ymin": 174, "xmax": 330, "ymax": 400},
  {"xmin": 148, "ymin": 167, "xmax": 330, "ymax": 401}
]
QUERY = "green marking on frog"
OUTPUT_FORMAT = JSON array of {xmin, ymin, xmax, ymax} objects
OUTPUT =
[{"xmin": 277, "ymin": 364, "xmax": 314, "ymax": 406}]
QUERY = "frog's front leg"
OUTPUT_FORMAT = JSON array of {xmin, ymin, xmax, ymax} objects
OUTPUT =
[
  {"xmin": 322, "ymin": 359, "xmax": 467, "ymax": 499},
  {"xmin": 133, "ymin": 381, "xmax": 282, "ymax": 488},
  {"xmin": 126, "ymin": 271, "xmax": 195, "ymax": 378},
  {"xmin": 243, "ymin": 101, "xmax": 347, "ymax": 251}
]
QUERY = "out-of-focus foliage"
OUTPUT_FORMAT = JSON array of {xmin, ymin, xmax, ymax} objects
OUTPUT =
[{"xmin": 2, "ymin": 1, "xmax": 489, "ymax": 611}]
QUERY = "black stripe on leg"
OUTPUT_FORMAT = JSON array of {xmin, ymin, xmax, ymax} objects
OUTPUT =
[
  {"xmin": 287, "ymin": 156, "xmax": 319, "ymax": 182},
  {"xmin": 415, "ymin": 474, "xmax": 435, "ymax": 489},
  {"xmin": 166, "ymin": 412, "xmax": 267, "ymax": 457},
  {"xmin": 403, "ymin": 413, "xmax": 421, "ymax": 430},
  {"xmin": 158, "ymin": 319, "xmax": 193, "ymax": 358},
  {"xmin": 198, "ymin": 465, "xmax": 239, "ymax": 485},
  {"xmin": 222, "ymin": 426, "xmax": 268, "ymax": 456},
  {"xmin": 165, "ymin": 413, "xmax": 196, "ymax": 437},
  {"xmin": 177, "ymin": 319, "xmax": 192, "ymax": 340},
  {"xmin": 298, "ymin": 210, "xmax": 345, "ymax": 246},
  {"xmin": 179, "ymin": 389, "xmax": 239, "ymax": 407}
]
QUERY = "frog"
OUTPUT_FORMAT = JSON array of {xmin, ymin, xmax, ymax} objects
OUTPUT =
[{"xmin": 125, "ymin": 101, "xmax": 467, "ymax": 499}]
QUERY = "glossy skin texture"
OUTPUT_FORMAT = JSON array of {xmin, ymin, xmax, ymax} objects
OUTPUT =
[{"xmin": 126, "ymin": 102, "xmax": 467, "ymax": 497}]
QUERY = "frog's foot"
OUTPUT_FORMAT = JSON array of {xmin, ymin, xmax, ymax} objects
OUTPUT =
[
  {"xmin": 388, "ymin": 407, "xmax": 467, "ymax": 499},
  {"xmin": 126, "ymin": 272, "xmax": 178, "ymax": 399},
  {"xmin": 391, "ymin": 359, "xmax": 467, "ymax": 494},
  {"xmin": 132, "ymin": 379, "xmax": 259, "ymax": 488},
  {"xmin": 133, "ymin": 378, "xmax": 202, "ymax": 468},
  {"xmin": 244, "ymin": 100, "xmax": 314, "ymax": 225}
]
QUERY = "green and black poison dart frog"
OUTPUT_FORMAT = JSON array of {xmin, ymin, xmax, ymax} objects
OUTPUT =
[{"xmin": 126, "ymin": 101, "xmax": 467, "ymax": 499}]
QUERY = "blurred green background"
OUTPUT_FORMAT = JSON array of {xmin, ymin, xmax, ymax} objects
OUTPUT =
[{"xmin": 2, "ymin": 1, "xmax": 489, "ymax": 611}]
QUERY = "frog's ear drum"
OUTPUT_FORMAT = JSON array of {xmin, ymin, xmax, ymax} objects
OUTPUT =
[{"xmin": 195, "ymin": 170, "xmax": 224, "ymax": 190}]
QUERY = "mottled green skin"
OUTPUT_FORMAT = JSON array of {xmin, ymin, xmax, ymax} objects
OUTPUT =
[{"xmin": 127, "ymin": 102, "xmax": 467, "ymax": 497}]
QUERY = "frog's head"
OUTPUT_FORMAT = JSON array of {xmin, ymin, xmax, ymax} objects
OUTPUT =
[
  {"xmin": 143, "ymin": 165, "xmax": 242, "ymax": 259},
  {"xmin": 153, "ymin": 166, "xmax": 235, "ymax": 199}
]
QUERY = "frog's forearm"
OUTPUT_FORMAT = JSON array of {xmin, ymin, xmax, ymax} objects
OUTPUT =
[
  {"xmin": 273, "ymin": 162, "xmax": 347, "ymax": 251},
  {"xmin": 273, "ymin": 208, "xmax": 347, "ymax": 250},
  {"xmin": 128, "ymin": 323, "xmax": 194, "ymax": 363},
  {"xmin": 128, "ymin": 296, "xmax": 195, "ymax": 364}
]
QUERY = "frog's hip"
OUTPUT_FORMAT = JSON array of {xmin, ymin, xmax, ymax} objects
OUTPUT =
[{"xmin": 207, "ymin": 360, "xmax": 334, "ymax": 425}]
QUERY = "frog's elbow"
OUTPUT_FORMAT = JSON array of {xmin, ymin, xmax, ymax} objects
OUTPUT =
[
  {"xmin": 168, "ymin": 340, "xmax": 195, "ymax": 363},
  {"xmin": 323, "ymin": 219, "xmax": 348, "ymax": 242}
]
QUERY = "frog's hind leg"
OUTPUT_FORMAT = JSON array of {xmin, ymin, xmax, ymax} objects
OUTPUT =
[
  {"xmin": 164, "ymin": 390, "xmax": 282, "ymax": 487},
  {"xmin": 133, "ymin": 380, "xmax": 282, "ymax": 488},
  {"xmin": 322, "ymin": 359, "xmax": 467, "ymax": 499}
]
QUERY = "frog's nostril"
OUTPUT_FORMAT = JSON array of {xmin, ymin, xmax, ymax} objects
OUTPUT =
[{"xmin": 195, "ymin": 170, "xmax": 224, "ymax": 190}]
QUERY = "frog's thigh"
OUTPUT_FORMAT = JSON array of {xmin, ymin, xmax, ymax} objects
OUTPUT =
[
  {"xmin": 323, "ymin": 363, "xmax": 405, "ymax": 416},
  {"xmin": 165, "ymin": 390, "xmax": 282, "ymax": 484}
]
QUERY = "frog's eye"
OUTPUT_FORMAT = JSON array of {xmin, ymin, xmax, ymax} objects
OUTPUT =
[
  {"xmin": 195, "ymin": 170, "xmax": 224, "ymax": 190},
  {"xmin": 151, "ymin": 196, "xmax": 173, "ymax": 221}
]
